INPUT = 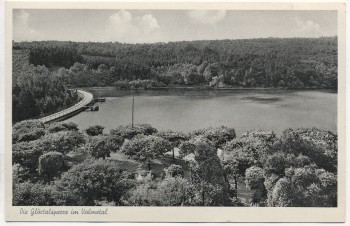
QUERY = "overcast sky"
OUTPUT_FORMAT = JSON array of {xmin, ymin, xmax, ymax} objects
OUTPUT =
[{"xmin": 13, "ymin": 9, "xmax": 337, "ymax": 43}]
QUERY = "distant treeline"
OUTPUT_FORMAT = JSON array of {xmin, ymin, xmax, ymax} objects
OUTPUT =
[{"xmin": 13, "ymin": 37, "xmax": 338, "ymax": 89}]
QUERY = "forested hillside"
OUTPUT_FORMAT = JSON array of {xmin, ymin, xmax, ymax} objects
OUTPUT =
[
  {"xmin": 12, "ymin": 49, "xmax": 79, "ymax": 122},
  {"xmin": 13, "ymin": 37, "xmax": 337, "ymax": 89}
]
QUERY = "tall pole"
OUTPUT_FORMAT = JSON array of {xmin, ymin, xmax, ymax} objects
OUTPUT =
[
  {"xmin": 132, "ymin": 88, "xmax": 134, "ymax": 128},
  {"xmin": 131, "ymin": 76, "xmax": 135, "ymax": 128}
]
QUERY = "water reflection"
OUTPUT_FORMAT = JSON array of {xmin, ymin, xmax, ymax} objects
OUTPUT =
[{"xmin": 241, "ymin": 96, "xmax": 283, "ymax": 103}]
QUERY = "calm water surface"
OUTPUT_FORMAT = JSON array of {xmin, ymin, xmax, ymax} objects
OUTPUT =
[{"xmin": 65, "ymin": 89, "xmax": 337, "ymax": 135}]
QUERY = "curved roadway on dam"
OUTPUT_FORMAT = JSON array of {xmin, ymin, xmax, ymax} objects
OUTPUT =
[{"xmin": 39, "ymin": 89, "xmax": 94, "ymax": 123}]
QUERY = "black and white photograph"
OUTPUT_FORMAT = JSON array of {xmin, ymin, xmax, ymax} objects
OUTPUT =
[{"xmin": 4, "ymin": 1, "xmax": 347, "ymax": 223}]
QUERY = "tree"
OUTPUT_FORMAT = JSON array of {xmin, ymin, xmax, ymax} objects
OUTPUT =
[
  {"xmin": 197, "ymin": 61, "xmax": 209, "ymax": 75},
  {"xmin": 222, "ymin": 132, "xmax": 274, "ymax": 199},
  {"xmin": 85, "ymin": 125, "xmax": 105, "ymax": 136},
  {"xmin": 203, "ymin": 67, "xmax": 213, "ymax": 82},
  {"xmin": 155, "ymin": 177, "xmax": 195, "ymax": 206},
  {"xmin": 164, "ymin": 164, "xmax": 184, "ymax": 178},
  {"xmin": 179, "ymin": 135, "xmax": 218, "ymax": 159},
  {"xmin": 155, "ymin": 130, "xmax": 189, "ymax": 159},
  {"xmin": 13, "ymin": 141, "xmax": 43, "ymax": 174},
  {"xmin": 97, "ymin": 64, "xmax": 108, "ymax": 73},
  {"xmin": 12, "ymin": 63, "xmax": 78, "ymax": 122},
  {"xmin": 223, "ymin": 130, "xmax": 278, "ymax": 172},
  {"xmin": 13, "ymin": 182, "xmax": 58, "ymax": 206},
  {"xmin": 110, "ymin": 124, "xmax": 158, "ymax": 140},
  {"xmin": 278, "ymin": 80, "xmax": 285, "ymax": 87},
  {"xmin": 245, "ymin": 166, "xmax": 265, "ymax": 190},
  {"xmin": 223, "ymin": 139, "xmax": 259, "ymax": 176},
  {"xmin": 279, "ymin": 128, "xmax": 337, "ymax": 173},
  {"xmin": 269, "ymin": 177, "xmax": 293, "ymax": 207},
  {"xmin": 245, "ymin": 166, "xmax": 266, "ymax": 205},
  {"xmin": 192, "ymin": 126, "xmax": 236, "ymax": 149},
  {"xmin": 178, "ymin": 140, "xmax": 197, "ymax": 158},
  {"xmin": 13, "ymin": 163, "xmax": 27, "ymax": 184},
  {"xmin": 249, "ymin": 78, "xmax": 257, "ymax": 87},
  {"xmin": 121, "ymin": 135, "xmax": 172, "ymax": 171},
  {"xmin": 267, "ymin": 166, "xmax": 337, "ymax": 207},
  {"xmin": 182, "ymin": 139, "xmax": 229, "ymax": 206},
  {"xmin": 123, "ymin": 176, "xmax": 195, "ymax": 206},
  {"xmin": 242, "ymin": 130, "xmax": 278, "ymax": 145},
  {"xmin": 35, "ymin": 131, "xmax": 86, "ymax": 155},
  {"xmin": 88, "ymin": 134, "xmax": 124, "ymax": 159},
  {"xmin": 38, "ymin": 152, "xmax": 65, "ymax": 182},
  {"xmin": 181, "ymin": 64, "xmax": 202, "ymax": 85},
  {"xmin": 264, "ymin": 152, "xmax": 294, "ymax": 177},
  {"xmin": 55, "ymin": 159, "xmax": 135, "ymax": 206},
  {"xmin": 156, "ymin": 130, "xmax": 189, "ymax": 147},
  {"xmin": 221, "ymin": 157, "xmax": 240, "ymax": 199},
  {"xmin": 14, "ymin": 89, "xmax": 40, "ymax": 121},
  {"xmin": 260, "ymin": 132, "xmax": 338, "ymax": 208},
  {"xmin": 203, "ymin": 62, "xmax": 220, "ymax": 82}
]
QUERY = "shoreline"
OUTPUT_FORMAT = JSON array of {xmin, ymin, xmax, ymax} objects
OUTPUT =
[{"xmin": 76, "ymin": 86, "xmax": 338, "ymax": 92}]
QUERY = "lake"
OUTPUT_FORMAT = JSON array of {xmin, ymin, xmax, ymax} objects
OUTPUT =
[{"xmin": 65, "ymin": 88, "xmax": 337, "ymax": 136}]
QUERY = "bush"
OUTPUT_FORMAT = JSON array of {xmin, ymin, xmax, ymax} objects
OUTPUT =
[
  {"xmin": 47, "ymin": 122, "xmax": 79, "ymax": 133},
  {"xmin": 12, "ymin": 120, "xmax": 45, "ymax": 143}
]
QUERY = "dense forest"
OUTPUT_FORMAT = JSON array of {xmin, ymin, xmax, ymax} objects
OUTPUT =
[
  {"xmin": 13, "ymin": 37, "xmax": 337, "ymax": 89},
  {"xmin": 13, "ymin": 121, "xmax": 337, "ymax": 207},
  {"xmin": 12, "ymin": 49, "xmax": 79, "ymax": 122}
]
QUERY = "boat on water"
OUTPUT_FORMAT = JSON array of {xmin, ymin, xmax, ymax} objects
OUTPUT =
[
  {"xmin": 92, "ymin": 105, "xmax": 99, "ymax": 111},
  {"xmin": 95, "ymin": 97, "xmax": 106, "ymax": 102},
  {"xmin": 85, "ymin": 105, "xmax": 99, "ymax": 111}
]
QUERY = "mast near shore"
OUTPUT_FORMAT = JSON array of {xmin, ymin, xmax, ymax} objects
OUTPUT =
[
  {"xmin": 132, "ymin": 88, "xmax": 134, "ymax": 128},
  {"xmin": 131, "ymin": 76, "xmax": 135, "ymax": 128}
]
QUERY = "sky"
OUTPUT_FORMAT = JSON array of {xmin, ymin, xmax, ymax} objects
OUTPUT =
[{"xmin": 13, "ymin": 9, "xmax": 337, "ymax": 43}]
